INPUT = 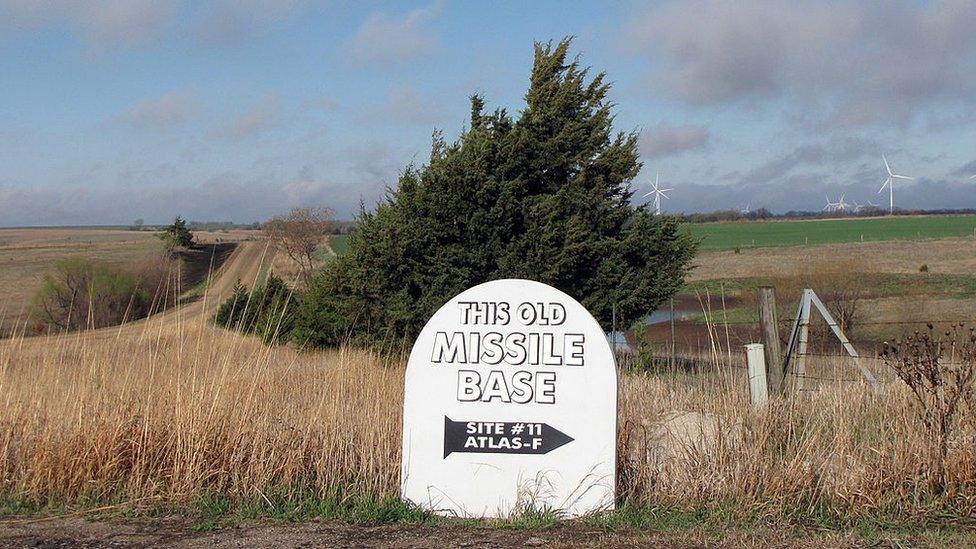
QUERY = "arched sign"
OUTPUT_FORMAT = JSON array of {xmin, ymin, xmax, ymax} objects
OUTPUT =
[{"xmin": 400, "ymin": 279, "xmax": 617, "ymax": 517}]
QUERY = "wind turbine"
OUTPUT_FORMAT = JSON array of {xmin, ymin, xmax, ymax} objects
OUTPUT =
[
  {"xmin": 642, "ymin": 173, "xmax": 672, "ymax": 215},
  {"xmin": 835, "ymin": 194, "xmax": 850, "ymax": 212},
  {"xmin": 823, "ymin": 195, "xmax": 839, "ymax": 212},
  {"xmin": 878, "ymin": 155, "xmax": 913, "ymax": 214}
]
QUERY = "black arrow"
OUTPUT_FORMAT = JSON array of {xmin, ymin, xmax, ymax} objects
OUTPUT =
[{"xmin": 443, "ymin": 417, "xmax": 574, "ymax": 458}]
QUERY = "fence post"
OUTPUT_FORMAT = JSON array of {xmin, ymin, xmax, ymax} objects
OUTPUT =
[
  {"xmin": 745, "ymin": 343, "xmax": 768, "ymax": 408},
  {"xmin": 757, "ymin": 286, "xmax": 783, "ymax": 393},
  {"xmin": 669, "ymin": 297, "xmax": 676, "ymax": 373}
]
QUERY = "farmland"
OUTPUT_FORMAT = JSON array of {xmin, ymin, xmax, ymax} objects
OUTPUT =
[
  {"xmin": 2, "ymin": 226, "xmax": 976, "ymax": 548},
  {"xmin": 329, "ymin": 214, "xmax": 976, "ymax": 254},
  {"xmin": 0, "ymin": 227, "xmax": 261, "ymax": 333},
  {"xmin": 687, "ymin": 214, "xmax": 976, "ymax": 250}
]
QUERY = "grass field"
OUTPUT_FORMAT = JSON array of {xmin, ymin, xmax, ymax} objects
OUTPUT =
[
  {"xmin": 688, "ymin": 214, "xmax": 976, "ymax": 251},
  {"xmin": 2, "ymin": 319, "xmax": 975, "ymax": 531},
  {"xmin": 328, "ymin": 215, "xmax": 976, "ymax": 253},
  {"xmin": 0, "ymin": 228, "xmax": 260, "ymax": 331}
]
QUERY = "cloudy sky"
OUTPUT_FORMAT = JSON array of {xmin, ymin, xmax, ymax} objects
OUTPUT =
[{"xmin": 2, "ymin": 0, "xmax": 976, "ymax": 226}]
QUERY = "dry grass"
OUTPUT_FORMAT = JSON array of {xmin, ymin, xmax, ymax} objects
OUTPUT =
[
  {"xmin": 0, "ymin": 321, "xmax": 402, "ymax": 508},
  {"xmin": 0, "ymin": 228, "xmax": 261, "ymax": 329},
  {"xmin": 691, "ymin": 237, "xmax": 976, "ymax": 281},
  {"xmin": 1, "ymin": 311, "xmax": 974, "ymax": 523}
]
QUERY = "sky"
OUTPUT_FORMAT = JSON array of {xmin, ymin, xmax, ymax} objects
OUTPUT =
[{"xmin": 2, "ymin": 0, "xmax": 976, "ymax": 226}]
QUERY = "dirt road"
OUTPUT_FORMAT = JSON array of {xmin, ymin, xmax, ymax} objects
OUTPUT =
[
  {"xmin": 180, "ymin": 239, "xmax": 277, "ymax": 319},
  {"xmin": 0, "ymin": 517, "xmax": 905, "ymax": 548},
  {"xmin": 0, "ymin": 240, "xmax": 276, "ymax": 347}
]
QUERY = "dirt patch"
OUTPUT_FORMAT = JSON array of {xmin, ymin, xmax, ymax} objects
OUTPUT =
[{"xmin": 0, "ymin": 516, "xmax": 934, "ymax": 548}]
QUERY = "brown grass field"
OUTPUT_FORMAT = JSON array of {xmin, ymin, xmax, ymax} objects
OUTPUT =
[
  {"xmin": 0, "ymin": 228, "xmax": 262, "ymax": 332},
  {"xmin": 690, "ymin": 236, "xmax": 976, "ymax": 280},
  {"xmin": 1, "ymin": 314, "xmax": 975, "ymax": 545},
  {"xmin": 1, "ymin": 228, "xmax": 975, "ymax": 546}
]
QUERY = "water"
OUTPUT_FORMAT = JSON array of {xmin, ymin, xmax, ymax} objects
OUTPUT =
[{"xmin": 644, "ymin": 307, "xmax": 696, "ymax": 325}]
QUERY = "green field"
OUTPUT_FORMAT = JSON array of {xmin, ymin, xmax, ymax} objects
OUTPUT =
[
  {"xmin": 329, "ymin": 216, "xmax": 976, "ymax": 254},
  {"xmin": 688, "ymin": 215, "xmax": 976, "ymax": 251}
]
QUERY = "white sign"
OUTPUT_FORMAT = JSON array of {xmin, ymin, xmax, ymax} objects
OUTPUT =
[{"xmin": 400, "ymin": 279, "xmax": 617, "ymax": 518}]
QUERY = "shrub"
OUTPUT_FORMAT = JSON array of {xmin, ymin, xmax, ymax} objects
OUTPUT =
[
  {"xmin": 213, "ymin": 275, "xmax": 297, "ymax": 344},
  {"xmin": 291, "ymin": 38, "xmax": 698, "ymax": 349},
  {"xmin": 920, "ymin": 263, "xmax": 929, "ymax": 273},
  {"xmin": 630, "ymin": 324, "xmax": 664, "ymax": 374},
  {"xmin": 882, "ymin": 324, "xmax": 976, "ymax": 488},
  {"xmin": 774, "ymin": 258, "xmax": 869, "ymax": 336},
  {"xmin": 30, "ymin": 258, "xmax": 170, "ymax": 332}
]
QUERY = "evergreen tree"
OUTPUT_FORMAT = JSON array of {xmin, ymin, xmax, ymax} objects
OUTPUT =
[
  {"xmin": 157, "ymin": 216, "xmax": 194, "ymax": 249},
  {"xmin": 292, "ymin": 38, "xmax": 697, "ymax": 348},
  {"xmin": 213, "ymin": 275, "xmax": 297, "ymax": 344}
]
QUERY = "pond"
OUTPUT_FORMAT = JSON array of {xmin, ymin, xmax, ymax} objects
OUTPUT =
[{"xmin": 644, "ymin": 306, "xmax": 697, "ymax": 325}]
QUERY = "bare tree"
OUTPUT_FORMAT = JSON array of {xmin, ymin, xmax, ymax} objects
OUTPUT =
[{"xmin": 264, "ymin": 207, "xmax": 335, "ymax": 286}]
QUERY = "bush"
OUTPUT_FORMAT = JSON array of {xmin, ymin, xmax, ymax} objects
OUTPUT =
[
  {"xmin": 31, "ymin": 258, "xmax": 170, "ymax": 332},
  {"xmin": 920, "ymin": 263, "xmax": 929, "ymax": 273},
  {"xmin": 771, "ymin": 258, "xmax": 869, "ymax": 336},
  {"xmin": 291, "ymin": 38, "xmax": 698, "ymax": 349},
  {"xmin": 213, "ymin": 275, "xmax": 297, "ymax": 344},
  {"xmin": 630, "ymin": 324, "xmax": 664, "ymax": 374},
  {"xmin": 882, "ymin": 324, "xmax": 976, "ymax": 488}
]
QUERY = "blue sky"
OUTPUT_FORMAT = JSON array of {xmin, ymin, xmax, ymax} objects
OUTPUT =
[{"xmin": 2, "ymin": 0, "xmax": 976, "ymax": 226}]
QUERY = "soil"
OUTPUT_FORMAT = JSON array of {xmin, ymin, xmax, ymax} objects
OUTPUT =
[{"xmin": 0, "ymin": 517, "xmax": 904, "ymax": 548}]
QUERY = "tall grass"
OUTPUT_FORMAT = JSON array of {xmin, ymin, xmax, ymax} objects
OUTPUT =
[
  {"xmin": 1, "ymin": 313, "xmax": 974, "ymax": 523},
  {"xmin": 0, "ymin": 321, "xmax": 402, "ymax": 510}
]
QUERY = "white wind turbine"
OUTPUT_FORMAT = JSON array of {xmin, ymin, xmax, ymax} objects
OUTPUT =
[
  {"xmin": 642, "ymin": 173, "xmax": 672, "ymax": 215},
  {"xmin": 835, "ymin": 194, "xmax": 850, "ymax": 212},
  {"xmin": 878, "ymin": 155, "xmax": 913, "ymax": 214},
  {"xmin": 823, "ymin": 195, "xmax": 839, "ymax": 212}
]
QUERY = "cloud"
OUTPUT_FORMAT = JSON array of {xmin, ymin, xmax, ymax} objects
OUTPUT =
[
  {"xmin": 628, "ymin": 0, "xmax": 976, "ymax": 127},
  {"xmin": 192, "ymin": 0, "xmax": 309, "ymax": 46},
  {"xmin": 302, "ymin": 95, "xmax": 340, "ymax": 113},
  {"xmin": 1, "ymin": 0, "xmax": 182, "ymax": 52},
  {"xmin": 950, "ymin": 160, "xmax": 976, "ymax": 177},
  {"xmin": 1, "ymin": 0, "xmax": 317, "ymax": 52},
  {"xmin": 0, "ymin": 165, "xmax": 387, "ymax": 226},
  {"xmin": 110, "ymin": 90, "xmax": 200, "ymax": 132},
  {"xmin": 384, "ymin": 85, "xmax": 443, "ymax": 125},
  {"xmin": 640, "ymin": 122, "xmax": 709, "ymax": 159},
  {"xmin": 346, "ymin": 3, "xmax": 440, "ymax": 65},
  {"xmin": 737, "ymin": 138, "xmax": 876, "ymax": 185},
  {"xmin": 209, "ymin": 95, "xmax": 281, "ymax": 142},
  {"xmin": 354, "ymin": 84, "xmax": 445, "ymax": 127},
  {"xmin": 655, "ymin": 177, "xmax": 976, "ymax": 215}
]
